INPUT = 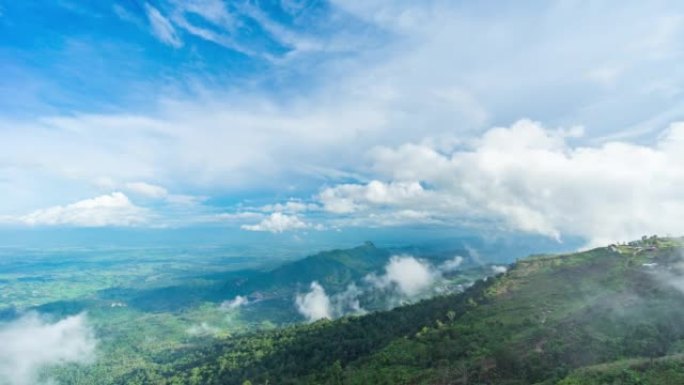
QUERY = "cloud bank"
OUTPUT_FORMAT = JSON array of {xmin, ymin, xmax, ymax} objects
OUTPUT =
[
  {"xmin": 319, "ymin": 120, "xmax": 684, "ymax": 246},
  {"xmin": 0, "ymin": 313, "xmax": 97, "ymax": 385},
  {"xmin": 241, "ymin": 212, "xmax": 313, "ymax": 233},
  {"xmin": 17, "ymin": 192, "xmax": 148, "ymax": 227},
  {"xmin": 4, "ymin": 1, "xmax": 684, "ymax": 245}
]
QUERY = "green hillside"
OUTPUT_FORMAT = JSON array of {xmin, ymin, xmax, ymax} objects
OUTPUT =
[
  {"xmin": 222, "ymin": 241, "xmax": 391, "ymax": 296},
  {"xmin": 108, "ymin": 236, "xmax": 684, "ymax": 385}
]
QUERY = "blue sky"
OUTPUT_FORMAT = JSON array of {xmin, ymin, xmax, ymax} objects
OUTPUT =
[{"xmin": 2, "ymin": 1, "xmax": 684, "ymax": 247}]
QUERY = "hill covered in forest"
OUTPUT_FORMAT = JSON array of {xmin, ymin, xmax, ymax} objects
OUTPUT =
[{"xmin": 106, "ymin": 236, "xmax": 684, "ymax": 385}]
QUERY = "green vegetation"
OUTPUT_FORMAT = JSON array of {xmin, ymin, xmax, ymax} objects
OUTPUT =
[
  {"xmin": 11, "ymin": 237, "xmax": 684, "ymax": 384},
  {"xmin": 2, "ymin": 243, "xmax": 484, "ymax": 384},
  {"xmin": 75, "ymin": 237, "xmax": 684, "ymax": 384}
]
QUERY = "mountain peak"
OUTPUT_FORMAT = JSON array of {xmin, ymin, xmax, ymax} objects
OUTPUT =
[{"xmin": 362, "ymin": 241, "xmax": 376, "ymax": 248}]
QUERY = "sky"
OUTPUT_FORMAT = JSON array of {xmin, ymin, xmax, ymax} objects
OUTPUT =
[{"xmin": 1, "ymin": 1, "xmax": 684, "ymax": 247}]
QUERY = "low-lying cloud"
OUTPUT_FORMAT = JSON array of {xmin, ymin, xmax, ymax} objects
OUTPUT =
[
  {"xmin": 295, "ymin": 281, "xmax": 332, "ymax": 322},
  {"xmin": 186, "ymin": 322, "xmax": 220, "ymax": 337},
  {"xmin": 295, "ymin": 282, "xmax": 367, "ymax": 322},
  {"xmin": 0, "ymin": 312, "xmax": 97, "ymax": 385},
  {"xmin": 220, "ymin": 295, "xmax": 249, "ymax": 310},
  {"xmin": 294, "ymin": 253, "xmax": 484, "ymax": 321},
  {"xmin": 439, "ymin": 255, "xmax": 464, "ymax": 272},
  {"xmin": 365, "ymin": 255, "xmax": 438, "ymax": 297}
]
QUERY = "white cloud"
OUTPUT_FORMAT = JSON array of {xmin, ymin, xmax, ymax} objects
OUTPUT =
[
  {"xmin": 241, "ymin": 212, "xmax": 311, "ymax": 233},
  {"xmin": 144, "ymin": 3, "xmax": 182, "ymax": 48},
  {"xmin": 4, "ymin": 1, "xmax": 684, "ymax": 235},
  {"xmin": 294, "ymin": 254, "xmax": 500, "ymax": 320},
  {"xmin": 125, "ymin": 182, "xmax": 168, "ymax": 199},
  {"xmin": 294, "ymin": 283, "xmax": 366, "ymax": 321},
  {"xmin": 259, "ymin": 200, "xmax": 317, "ymax": 214},
  {"xmin": 318, "ymin": 119, "xmax": 684, "ymax": 246},
  {"xmin": 18, "ymin": 192, "xmax": 148, "ymax": 227},
  {"xmin": 366, "ymin": 255, "xmax": 437, "ymax": 297},
  {"xmin": 0, "ymin": 313, "xmax": 97, "ymax": 385},
  {"xmin": 177, "ymin": 0, "xmax": 234, "ymax": 27},
  {"xmin": 295, "ymin": 281, "xmax": 331, "ymax": 322},
  {"xmin": 319, "ymin": 181, "xmax": 426, "ymax": 214},
  {"xmin": 440, "ymin": 256, "xmax": 464, "ymax": 272},
  {"xmin": 214, "ymin": 211, "xmax": 264, "ymax": 221},
  {"xmin": 220, "ymin": 295, "xmax": 249, "ymax": 310}
]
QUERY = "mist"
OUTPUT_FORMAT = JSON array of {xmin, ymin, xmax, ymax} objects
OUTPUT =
[
  {"xmin": 295, "ymin": 282, "xmax": 332, "ymax": 322},
  {"xmin": 0, "ymin": 312, "xmax": 97, "ymax": 385},
  {"xmin": 294, "ymin": 253, "xmax": 485, "ymax": 321}
]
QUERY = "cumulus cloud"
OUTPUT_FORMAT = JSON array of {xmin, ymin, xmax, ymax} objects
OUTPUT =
[
  {"xmin": 144, "ymin": 3, "xmax": 182, "ymax": 47},
  {"xmin": 365, "ymin": 255, "xmax": 438, "ymax": 297},
  {"xmin": 220, "ymin": 295, "xmax": 249, "ymax": 310},
  {"xmin": 318, "ymin": 120, "xmax": 684, "ymax": 246},
  {"xmin": 241, "ymin": 212, "xmax": 314, "ymax": 233},
  {"xmin": 319, "ymin": 181, "xmax": 427, "ymax": 214},
  {"xmin": 18, "ymin": 192, "xmax": 148, "ymax": 227},
  {"xmin": 0, "ymin": 313, "xmax": 97, "ymax": 385},
  {"xmin": 295, "ymin": 281, "xmax": 332, "ymax": 322}
]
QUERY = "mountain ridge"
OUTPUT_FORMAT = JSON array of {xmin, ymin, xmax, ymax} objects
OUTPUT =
[{"xmin": 133, "ymin": 237, "xmax": 684, "ymax": 385}]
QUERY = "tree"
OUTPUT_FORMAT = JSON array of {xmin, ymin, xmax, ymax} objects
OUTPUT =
[{"xmin": 329, "ymin": 360, "xmax": 344, "ymax": 385}]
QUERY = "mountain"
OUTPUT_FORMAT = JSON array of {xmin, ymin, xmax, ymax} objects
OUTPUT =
[
  {"xmin": 221, "ymin": 241, "xmax": 391, "ymax": 296},
  {"xmin": 113, "ymin": 236, "xmax": 684, "ymax": 385}
]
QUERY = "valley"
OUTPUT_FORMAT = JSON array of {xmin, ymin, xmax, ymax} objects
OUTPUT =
[{"xmin": 0, "ymin": 242, "xmax": 493, "ymax": 385}]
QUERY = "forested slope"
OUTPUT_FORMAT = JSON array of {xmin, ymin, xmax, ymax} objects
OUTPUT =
[{"xmin": 117, "ymin": 237, "xmax": 684, "ymax": 385}]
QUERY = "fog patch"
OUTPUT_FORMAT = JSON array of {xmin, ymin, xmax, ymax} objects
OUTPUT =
[
  {"xmin": 220, "ymin": 295, "xmax": 249, "ymax": 311},
  {"xmin": 651, "ymin": 260, "xmax": 684, "ymax": 294},
  {"xmin": 295, "ymin": 281, "xmax": 332, "ymax": 322},
  {"xmin": 465, "ymin": 245, "xmax": 483, "ymax": 265},
  {"xmin": 0, "ymin": 312, "xmax": 97, "ymax": 385},
  {"xmin": 491, "ymin": 265, "xmax": 508, "ymax": 274},
  {"xmin": 186, "ymin": 322, "xmax": 220, "ymax": 337},
  {"xmin": 440, "ymin": 255, "xmax": 464, "ymax": 272},
  {"xmin": 331, "ymin": 283, "xmax": 366, "ymax": 316}
]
